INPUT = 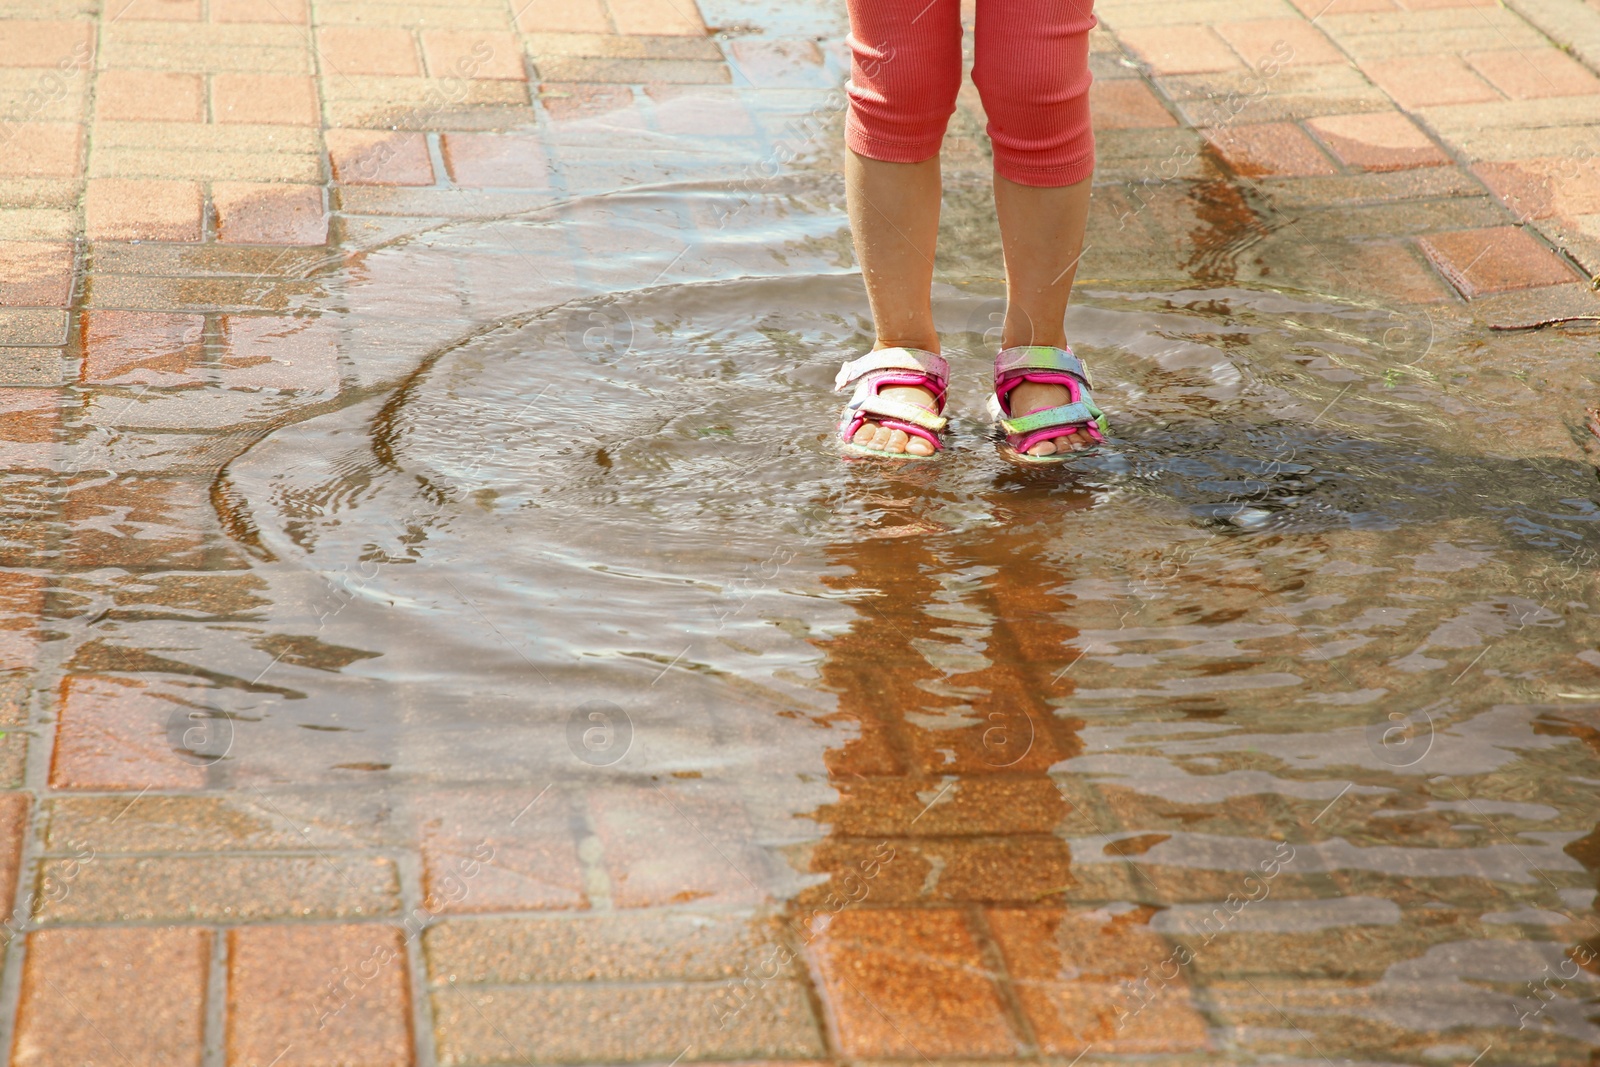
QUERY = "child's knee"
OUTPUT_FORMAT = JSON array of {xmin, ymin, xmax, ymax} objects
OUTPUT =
[
  {"xmin": 972, "ymin": 55, "xmax": 1095, "ymax": 186},
  {"xmin": 845, "ymin": 36, "xmax": 962, "ymax": 162}
]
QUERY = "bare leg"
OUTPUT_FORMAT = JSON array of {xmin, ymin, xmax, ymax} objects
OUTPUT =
[
  {"xmin": 993, "ymin": 173, "xmax": 1094, "ymax": 455},
  {"xmin": 845, "ymin": 149, "xmax": 943, "ymax": 456}
]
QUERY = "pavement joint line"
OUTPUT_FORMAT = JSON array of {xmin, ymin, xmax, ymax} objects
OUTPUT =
[
  {"xmin": 247, "ymin": 787, "xmax": 374, "ymax": 896},
  {"xmin": 107, "ymin": 784, "xmax": 151, "ymax": 824}
]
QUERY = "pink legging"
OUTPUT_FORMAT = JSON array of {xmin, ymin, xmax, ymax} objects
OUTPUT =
[{"xmin": 845, "ymin": 0, "xmax": 1096, "ymax": 188}]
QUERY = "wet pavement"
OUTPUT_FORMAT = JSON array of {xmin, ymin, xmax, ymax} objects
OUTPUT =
[{"xmin": 3, "ymin": 0, "xmax": 1600, "ymax": 1063}]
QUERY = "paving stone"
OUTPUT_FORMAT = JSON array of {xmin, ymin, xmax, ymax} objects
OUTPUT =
[
  {"xmin": 1319, "ymin": 7, "xmax": 1548, "ymax": 59},
  {"xmin": 421, "ymin": 30, "xmax": 527, "ymax": 80},
  {"xmin": 228, "ymin": 924, "xmax": 413, "ymax": 1067},
  {"xmin": 95, "ymin": 70, "xmax": 204, "ymax": 122},
  {"xmin": 0, "ymin": 241, "xmax": 73, "ymax": 308},
  {"xmin": 988, "ymin": 906, "xmax": 1213, "ymax": 1054},
  {"xmin": 1306, "ymin": 110, "xmax": 1448, "ymax": 171},
  {"xmin": 0, "ymin": 122, "xmax": 81, "ymax": 179},
  {"xmin": 0, "ymin": 348, "xmax": 63, "ymax": 385},
  {"xmin": 416, "ymin": 787, "xmax": 586, "ymax": 913},
  {"xmin": 43, "ymin": 793, "xmax": 361, "ymax": 853},
  {"xmin": 213, "ymin": 182, "xmax": 328, "ymax": 244},
  {"xmin": 211, "ymin": 72, "xmax": 321, "ymax": 125},
  {"xmin": 815, "ymin": 776, "xmax": 1071, "ymax": 837},
  {"xmin": 320, "ymin": 75, "xmax": 533, "ymax": 129},
  {"xmin": 440, "ymin": 131, "xmax": 550, "ymax": 188},
  {"xmin": 1463, "ymin": 46, "xmax": 1600, "ymax": 100},
  {"xmin": 606, "ymin": 0, "xmax": 707, "ymax": 35},
  {"xmin": 516, "ymin": 0, "xmax": 611, "ymax": 33},
  {"xmin": 101, "ymin": 22, "xmax": 312, "ymax": 73},
  {"xmin": 431, "ymin": 980, "xmax": 822, "ymax": 1065},
  {"xmin": 218, "ymin": 314, "xmax": 342, "ymax": 391},
  {"xmin": 326, "ymin": 128, "xmax": 434, "ymax": 185},
  {"xmin": 36, "ymin": 852, "xmax": 400, "ymax": 923},
  {"xmin": 1203, "ymin": 121, "xmax": 1339, "ymax": 177},
  {"xmin": 729, "ymin": 39, "xmax": 828, "ymax": 88},
  {"xmin": 808, "ymin": 907, "xmax": 1019, "ymax": 1058},
  {"xmin": 1117, "ymin": 25, "xmax": 1247, "ymax": 74},
  {"xmin": 11, "ymin": 927, "xmax": 210, "ymax": 1067},
  {"xmin": 1472, "ymin": 157, "xmax": 1600, "ymax": 222},
  {"xmin": 646, "ymin": 85, "xmax": 755, "ymax": 136},
  {"xmin": 85, "ymin": 177, "xmax": 204, "ymax": 241},
  {"xmin": 108, "ymin": 0, "xmax": 201, "ymax": 19},
  {"xmin": 1158, "ymin": 63, "xmax": 1390, "ymax": 125},
  {"xmin": 1361, "ymin": 53, "xmax": 1499, "ymax": 108},
  {"xmin": 57, "ymin": 476, "xmax": 222, "ymax": 566},
  {"xmin": 316, "ymin": 25, "xmax": 423, "ymax": 77},
  {"xmin": 1090, "ymin": 78, "xmax": 1178, "ymax": 129},
  {"xmin": 0, "ymin": 309, "xmax": 66, "ymax": 346},
  {"xmin": 527, "ymin": 32, "xmax": 721, "ymax": 60},
  {"xmin": 532, "ymin": 54, "xmax": 731, "ymax": 83},
  {"xmin": 0, "ymin": 791, "xmax": 27, "ymax": 912},
  {"xmin": 211, "ymin": 0, "xmax": 309, "ymax": 21},
  {"xmin": 50, "ymin": 673, "xmax": 212, "ymax": 791},
  {"xmin": 542, "ymin": 82, "xmax": 644, "ymax": 125},
  {"xmin": 590, "ymin": 782, "xmax": 774, "ymax": 908},
  {"xmin": 80, "ymin": 308, "xmax": 206, "ymax": 385},
  {"xmin": 1212, "ymin": 17, "xmax": 1347, "ymax": 68},
  {"xmin": 0, "ymin": 18, "xmax": 95, "ymax": 67},
  {"xmin": 424, "ymin": 910, "xmax": 792, "ymax": 983},
  {"xmin": 1417, "ymin": 224, "xmax": 1579, "ymax": 297}
]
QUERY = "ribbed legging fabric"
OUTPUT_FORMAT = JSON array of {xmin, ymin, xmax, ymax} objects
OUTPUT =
[{"xmin": 845, "ymin": 0, "xmax": 1096, "ymax": 187}]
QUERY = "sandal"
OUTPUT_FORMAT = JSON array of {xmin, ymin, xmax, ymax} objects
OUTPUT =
[
  {"xmin": 987, "ymin": 344, "xmax": 1108, "ymax": 462},
  {"xmin": 835, "ymin": 347, "xmax": 950, "ymax": 459}
]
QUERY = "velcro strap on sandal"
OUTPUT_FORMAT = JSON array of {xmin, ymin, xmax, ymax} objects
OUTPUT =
[
  {"xmin": 835, "ymin": 347, "xmax": 949, "ymax": 391},
  {"xmin": 851, "ymin": 393, "xmax": 949, "ymax": 432},
  {"xmin": 995, "ymin": 345, "xmax": 1091, "ymax": 386},
  {"xmin": 998, "ymin": 400, "xmax": 1105, "ymax": 436}
]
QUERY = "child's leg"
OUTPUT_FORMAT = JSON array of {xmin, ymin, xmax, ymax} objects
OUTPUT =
[
  {"xmin": 843, "ymin": 0, "xmax": 962, "ymax": 456},
  {"xmin": 975, "ymin": 0, "xmax": 1098, "ymax": 456}
]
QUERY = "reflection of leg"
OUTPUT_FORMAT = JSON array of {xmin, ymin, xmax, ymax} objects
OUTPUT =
[
  {"xmin": 842, "ymin": 0, "xmax": 960, "ymax": 455},
  {"xmin": 975, "ymin": 0, "xmax": 1098, "ymax": 456}
]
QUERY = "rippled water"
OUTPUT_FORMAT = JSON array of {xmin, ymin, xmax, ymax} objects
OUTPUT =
[{"xmin": 50, "ymin": 168, "xmax": 1600, "ymax": 1063}]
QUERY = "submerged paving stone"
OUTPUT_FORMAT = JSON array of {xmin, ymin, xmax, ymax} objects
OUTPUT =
[
  {"xmin": 12, "ymin": 926, "xmax": 210, "ymax": 1067},
  {"xmin": 1418, "ymin": 224, "xmax": 1578, "ymax": 297}
]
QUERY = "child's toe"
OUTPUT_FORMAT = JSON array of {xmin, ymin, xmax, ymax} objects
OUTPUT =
[
  {"xmin": 885, "ymin": 428, "xmax": 911, "ymax": 453},
  {"xmin": 906, "ymin": 435, "xmax": 935, "ymax": 456}
]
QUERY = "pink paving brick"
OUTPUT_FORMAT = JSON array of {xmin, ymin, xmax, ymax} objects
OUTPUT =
[
  {"xmin": 1464, "ymin": 48, "xmax": 1600, "ymax": 100},
  {"xmin": 420, "ymin": 30, "xmax": 527, "ymax": 80},
  {"xmin": 1287, "ymin": 0, "xmax": 1395, "ymax": 10},
  {"xmin": 0, "ymin": 123, "xmax": 82, "ymax": 179},
  {"xmin": 1213, "ymin": 18, "xmax": 1345, "ymax": 69},
  {"xmin": 12, "ymin": 927, "xmax": 210, "ymax": 1067},
  {"xmin": 1089, "ymin": 79, "xmax": 1177, "ymax": 129},
  {"xmin": 105, "ymin": 0, "xmax": 200, "ymax": 18},
  {"xmin": 440, "ymin": 132, "xmax": 549, "ymax": 188},
  {"xmin": 211, "ymin": 73, "xmax": 320, "ymax": 125},
  {"xmin": 1204, "ymin": 121, "xmax": 1338, "ymax": 177},
  {"xmin": 80, "ymin": 309, "xmax": 206, "ymax": 386},
  {"xmin": 1418, "ymin": 225, "xmax": 1578, "ymax": 297},
  {"xmin": 646, "ymin": 84, "xmax": 754, "ymax": 135},
  {"xmin": 544, "ymin": 83, "xmax": 645, "ymax": 126},
  {"xmin": 729, "ymin": 39, "xmax": 827, "ymax": 88},
  {"xmin": 809, "ymin": 907, "xmax": 1020, "ymax": 1058},
  {"xmin": 416, "ymin": 787, "xmax": 586, "ymax": 913},
  {"xmin": 327, "ymin": 129, "xmax": 434, "ymax": 185},
  {"xmin": 96, "ymin": 70, "xmax": 203, "ymax": 122},
  {"xmin": 315, "ymin": 25, "xmax": 421, "ymax": 77},
  {"xmin": 1306, "ymin": 111, "xmax": 1449, "ymax": 171},
  {"xmin": 85, "ymin": 178, "xmax": 204, "ymax": 242},
  {"xmin": 51, "ymin": 674, "xmax": 210, "ymax": 790},
  {"xmin": 517, "ymin": 0, "xmax": 611, "ymax": 32},
  {"xmin": 1118, "ymin": 25, "xmax": 1246, "ymax": 75},
  {"xmin": 1474, "ymin": 158, "xmax": 1600, "ymax": 221},
  {"xmin": 0, "ymin": 792, "xmax": 27, "ymax": 910},
  {"xmin": 989, "ymin": 907, "xmax": 1213, "ymax": 1054},
  {"xmin": 1362, "ymin": 55, "xmax": 1499, "ymax": 108},
  {"xmin": 0, "ymin": 574, "xmax": 45, "ymax": 670},
  {"xmin": 607, "ymin": 0, "xmax": 707, "ymax": 35},
  {"xmin": 0, "ymin": 242, "xmax": 74, "ymax": 308},
  {"xmin": 213, "ymin": 182, "xmax": 329, "ymax": 245},
  {"xmin": 0, "ymin": 389, "xmax": 59, "ymax": 472},
  {"xmin": 0, "ymin": 20, "xmax": 94, "ymax": 67},
  {"xmin": 219, "ymin": 315, "xmax": 341, "ymax": 392},
  {"xmin": 1394, "ymin": 0, "xmax": 1497, "ymax": 8},
  {"xmin": 210, "ymin": 0, "xmax": 309, "ymax": 21},
  {"xmin": 588, "ymin": 783, "xmax": 769, "ymax": 907},
  {"xmin": 228, "ymin": 925, "xmax": 412, "ymax": 1067}
]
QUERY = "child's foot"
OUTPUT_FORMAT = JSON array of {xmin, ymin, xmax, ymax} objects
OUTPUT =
[
  {"xmin": 850, "ymin": 383, "xmax": 939, "ymax": 456},
  {"xmin": 1005, "ymin": 379, "xmax": 1098, "ymax": 456}
]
